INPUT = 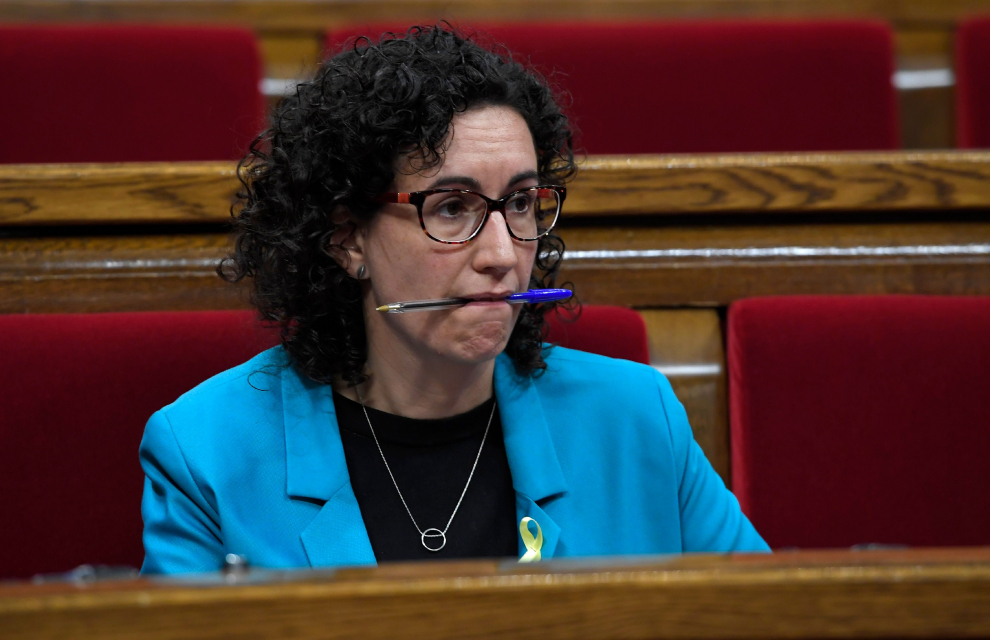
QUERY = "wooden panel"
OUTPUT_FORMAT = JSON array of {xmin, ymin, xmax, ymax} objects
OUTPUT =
[
  {"xmin": 2, "ymin": 549, "xmax": 990, "ymax": 640},
  {"xmin": 895, "ymin": 27, "xmax": 955, "ymax": 58},
  {"xmin": 7, "ymin": 152, "xmax": 990, "ymax": 226},
  {"xmin": 0, "ymin": 234, "xmax": 246, "ymax": 314},
  {"xmin": 258, "ymin": 31, "xmax": 323, "ymax": 81},
  {"xmin": 0, "ymin": 162, "xmax": 237, "ymax": 226},
  {"xmin": 5, "ymin": 1, "xmax": 990, "ymax": 31},
  {"xmin": 557, "ymin": 219, "xmax": 990, "ymax": 306},
  {"xmin": 640, "ymin": 310, "xmax": 730, "ymax": 485},
  {"xmin": 570, "ymin": 152, "xmax": 990, "ymax": 216},
  {"xmin": 900, "ymin": 86, "xmax": 956, "ymax": 149},
  {"xmin": 3, "ymin": 216, "xmax": 989, "ymax": 313}
]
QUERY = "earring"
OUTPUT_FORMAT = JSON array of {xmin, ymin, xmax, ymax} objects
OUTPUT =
[{"xmin": 356, "ymin": 265, "xmax": 366, "ymax": 279}]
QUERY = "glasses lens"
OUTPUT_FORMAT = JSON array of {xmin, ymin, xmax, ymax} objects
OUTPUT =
[
  {"xmin": 421, "ymin": 191, "xmax": 488, "ymax": 242},
  {"xmin": 503, "ymin": 187, "xmax": 560, "ymax": 240}
]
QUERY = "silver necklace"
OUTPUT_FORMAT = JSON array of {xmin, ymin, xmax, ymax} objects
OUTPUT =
[{"xmin": 356, "ymin": 390, "xmax": 495, "ymax": 552}]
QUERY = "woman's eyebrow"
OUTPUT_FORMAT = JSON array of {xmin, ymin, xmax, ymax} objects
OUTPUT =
[
  {"xmin": 425, "ymin": 170, "xmax": 539, "ymax": 191},
  {"xmin": 427, "ymin": 175, "xmax": 482, "ymax": 190},
  {"xmin": 507, "ymin": 170, "xmax": 539, "ymax": 187}
]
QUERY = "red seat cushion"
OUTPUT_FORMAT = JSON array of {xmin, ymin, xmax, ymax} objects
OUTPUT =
[
  {"xmin": 0, "ymin": 305, "xmax": 642, "ymax": 579},
  {"xmin": 956, "ymin": 17, "xmax": 990, "ymax": 148},
  {"xmin": 0, "ymin": 25, "xmax": 264, "ymax": 163},
  {"xmin": 728, "ymin": 296, "xmax": 990, "ymax": 549},
  {"xmin": 326, "ymin": 20, "xmax": 899, "ymax": 154}
]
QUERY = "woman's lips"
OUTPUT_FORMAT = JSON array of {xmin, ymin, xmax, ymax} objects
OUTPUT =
[
  {"xmin": 464, "ymin": 299, "xmax": 509, "ymax": 307},
  {"xmin": 460, "ymin": 291, "xmax": 513, "ymax": 305}
]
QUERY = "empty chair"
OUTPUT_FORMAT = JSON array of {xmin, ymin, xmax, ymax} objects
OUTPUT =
[
  {"xmin": 0, "ymin": 310, "xmax": 280, "ymax": 579},
  {"xmin": 0, "ymin": 305, "xmax": 644, "ymax": 579},
  {"xmin": 0, "ymin": 25, "xmax": 264, "ymax": 163},
  {"xmin": 326, "ymin": 20, "xmax": 900, "ymax": 154},
  {"xmin": 728, "ymin": 296, "xmax": 990, "ymax": 549},
  {"xmin": 956, "ymin": 17, "xmax": 990, "ymax": 148},
  {"xmin": 546, "ymin": 305, "xmax": 650, "ymax": 364}
]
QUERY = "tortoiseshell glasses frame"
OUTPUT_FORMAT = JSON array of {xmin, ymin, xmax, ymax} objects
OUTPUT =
[{"xmin": 374, "ymin": 185, "xmax": 566, "ymax": 245}]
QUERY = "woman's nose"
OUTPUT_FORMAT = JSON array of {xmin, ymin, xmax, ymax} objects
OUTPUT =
[{"xmin": 472, "ymin": 211, "xmax": 518, "ymax": 272}]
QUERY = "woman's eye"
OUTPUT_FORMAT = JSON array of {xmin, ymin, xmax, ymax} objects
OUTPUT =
[
  {"xmin": 507, "ymin": 194, "xmax": 534, "ymax": 214},
  {"xmin": 435, "ymin": 200, "xmax": 465, "ymax": 217}
]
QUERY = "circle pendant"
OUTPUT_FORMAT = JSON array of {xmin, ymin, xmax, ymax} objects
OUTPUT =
[{"xmin": 421, "ymin": 528, "xmax": 446, "ymax": 552}]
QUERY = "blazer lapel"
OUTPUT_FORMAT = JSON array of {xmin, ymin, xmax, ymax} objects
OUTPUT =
[
  {"xmin": 494, "ymin": 354, "xmax": 568, "ymax": 559},
  {"xmin": 281, "ymin": 364, "xmax": 376, "ymax": 567}
]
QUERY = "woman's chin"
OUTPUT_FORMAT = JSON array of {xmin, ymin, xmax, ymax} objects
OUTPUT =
[{"xmin": 447, "ymin": 322, "xmax": 512, "ymax": 364}]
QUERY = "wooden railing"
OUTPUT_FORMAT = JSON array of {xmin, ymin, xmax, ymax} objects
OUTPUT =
[
  {"xmin": 7, "ymin": 152, "xmax": 990, "ymax": 226},
  {"xmin": 2, "ymin": 548, "xmax": 990, "ymax": 640},
  {"xmin": 4, "ymin": 0, "xmax": 988, "ymax": 28}
]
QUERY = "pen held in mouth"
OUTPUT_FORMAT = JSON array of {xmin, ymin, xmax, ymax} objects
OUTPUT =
[{"xmin": 376, "ymin": 288, "xmax": 572, "ymax": 314}]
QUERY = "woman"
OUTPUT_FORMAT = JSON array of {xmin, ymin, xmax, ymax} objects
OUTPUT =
[{"xmin": 140, "ymin": 26, "xmax": 768, "ymax": 574}]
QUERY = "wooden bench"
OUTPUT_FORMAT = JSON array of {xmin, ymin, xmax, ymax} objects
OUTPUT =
[
  {"xmin": 3, "ymin": 151, "xmax": 990, "ymax": 483},
  {"xmin": 1, "ymin": 0, "xmax": 979, "ymax": 148}
]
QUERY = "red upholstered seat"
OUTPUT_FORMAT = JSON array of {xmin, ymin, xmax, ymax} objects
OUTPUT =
[
  {"xmin": 728, "ymin": 296, "xmax": 990, "ymax": 549},
  {"xmin": 0, "ymin": 25, "xmax": 264, "ymax": 163},
  {"xmin": 545, "ymin": 305, "xmax": 649, "ymax": 365},
  {"xmin": 326, "ymin": 20, "xmax": 900, "ymax": 153},
  {"xmin": 0, "ymin": 305, "xmax": 643, "ymax": 579},
  {"xmin": 0, "ymin": 311, "xmax": 279, "ymax": 579},
  {"xmin": 956, "ymin": 17, "xmax": 990, "ymax": 148}
]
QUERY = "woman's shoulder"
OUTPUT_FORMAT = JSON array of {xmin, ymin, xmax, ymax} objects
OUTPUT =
[
  {"xmin": 141, "ymin": 347, "xmax": 292, "ymax": 483},
  {"xmin": 152, "ymin": 346, "xmax": 288, "ymax": 441},
  {"xmin": 163, "ymin": 347, "xmax": 285, "ymax": 411},
  {"xmin": 539, "ymin": 345, "xmax": 666, "ymax": 397},
  {"xmin": 537, "ymin": 345, "xmax": 690, "ymax": 440}
]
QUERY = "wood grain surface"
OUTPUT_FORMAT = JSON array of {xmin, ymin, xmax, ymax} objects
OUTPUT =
[
  {"xmin": 4, "ymin": 217, "xmax": 989, "ymax": 313},
  {"xmin": 1, "ymin": 548, "xmax": 989, "ymax": 640},
  {"xmin": 6, "ymin": 152, "xmax": 990, "ymax": 226},
  {"xmin": 558, "ymin": 219, "xmax": 990, "ymax": 306},
  {"xmin": 0, "ymin": 234, "xmax": 243, "ymax": 314},
  {"xmin": 0, "ymin": 162, "xmax": 238, "ymax": 226},
  {"xmin": 571, "ymin": 152, "xmax": 990, "ymax": 215},
  {"xmin": 3, "ymin": 0, "xmax": 990, "ymax": 31}
]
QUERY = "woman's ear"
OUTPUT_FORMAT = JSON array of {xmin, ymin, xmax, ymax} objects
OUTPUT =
[{"xmin": 327, "ymin": 206, "xmax": 367, "ymax": 278}]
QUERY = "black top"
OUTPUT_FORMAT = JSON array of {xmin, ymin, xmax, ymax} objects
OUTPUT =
[{"xmin": 333, "ymin": 392, "xmax": 518, "ymax": 562}]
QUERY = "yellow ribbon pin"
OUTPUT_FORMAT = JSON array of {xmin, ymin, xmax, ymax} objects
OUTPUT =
[{"xmin": 518, "ymin": 517, "xmax": 543, "ymax": 563}]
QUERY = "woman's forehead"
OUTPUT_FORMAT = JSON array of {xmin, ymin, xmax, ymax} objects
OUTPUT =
[{"xmin": 394, "ymin": 105, "xmax": 537, "ymax": 191}]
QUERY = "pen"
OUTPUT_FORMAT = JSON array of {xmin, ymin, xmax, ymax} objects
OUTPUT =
[{"xmin": 376, "ymin": 288, "xmax": 572, "ymax": 313}]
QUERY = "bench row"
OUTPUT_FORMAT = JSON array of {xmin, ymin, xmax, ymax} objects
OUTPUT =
[
  {"xmin": 2, "ymin": 297, "xmax": 988, "ymax": 579},
  {"xmin": 6, "ymin": 18, "xmax": 990, "ymax": 163}
]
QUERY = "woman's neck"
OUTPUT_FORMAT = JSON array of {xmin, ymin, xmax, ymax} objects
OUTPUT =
[{"xmin": 335, "ymin": 336, "xmax": 496, "ymax": 420}]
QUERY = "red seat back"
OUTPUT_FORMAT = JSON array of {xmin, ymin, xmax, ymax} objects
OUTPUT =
[
  {"xmin": 956, "ymin": 17, "xmax": 990, "ymax": 148},
  {"xmin": 326, "ymin": 20, "xmax": 900, "ymax": 154},
  {"xmin": 0, "ymin": 305, "xmax": 642, "ymax": 579},
  {"xmin": 728, "ymin": 296, "xmax": 990, "ymax": 549},
  {"xmin": 545, "ymin": 305, "xmax": 649, "ymax": 364},
  {"xmin": 0, "ymin": 311, "xmax": 279, "ymax": 579},
  {"xmin": 0, "ymin": 25, "xmax": 264, "ymax": 163}
]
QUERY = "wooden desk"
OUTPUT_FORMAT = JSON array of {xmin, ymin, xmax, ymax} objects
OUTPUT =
[{"xmin": 2, "ymin": 548, "xmax": 989, "ymax": 639}]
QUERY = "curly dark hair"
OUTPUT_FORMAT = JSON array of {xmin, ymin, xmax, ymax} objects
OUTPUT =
[{"xmin": 220, "ymin": 25, "xmax": 577, "ymax": 386}]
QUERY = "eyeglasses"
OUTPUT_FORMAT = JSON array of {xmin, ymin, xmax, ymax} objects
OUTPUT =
[{"xmin": 375, "ymin": 185, "xmax": 566, "ymax": 244}]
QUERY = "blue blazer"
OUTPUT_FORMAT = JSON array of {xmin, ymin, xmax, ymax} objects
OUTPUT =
[{"xmin": 140, "ymin": 346, "xmax": 768, "ymax": 574}]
